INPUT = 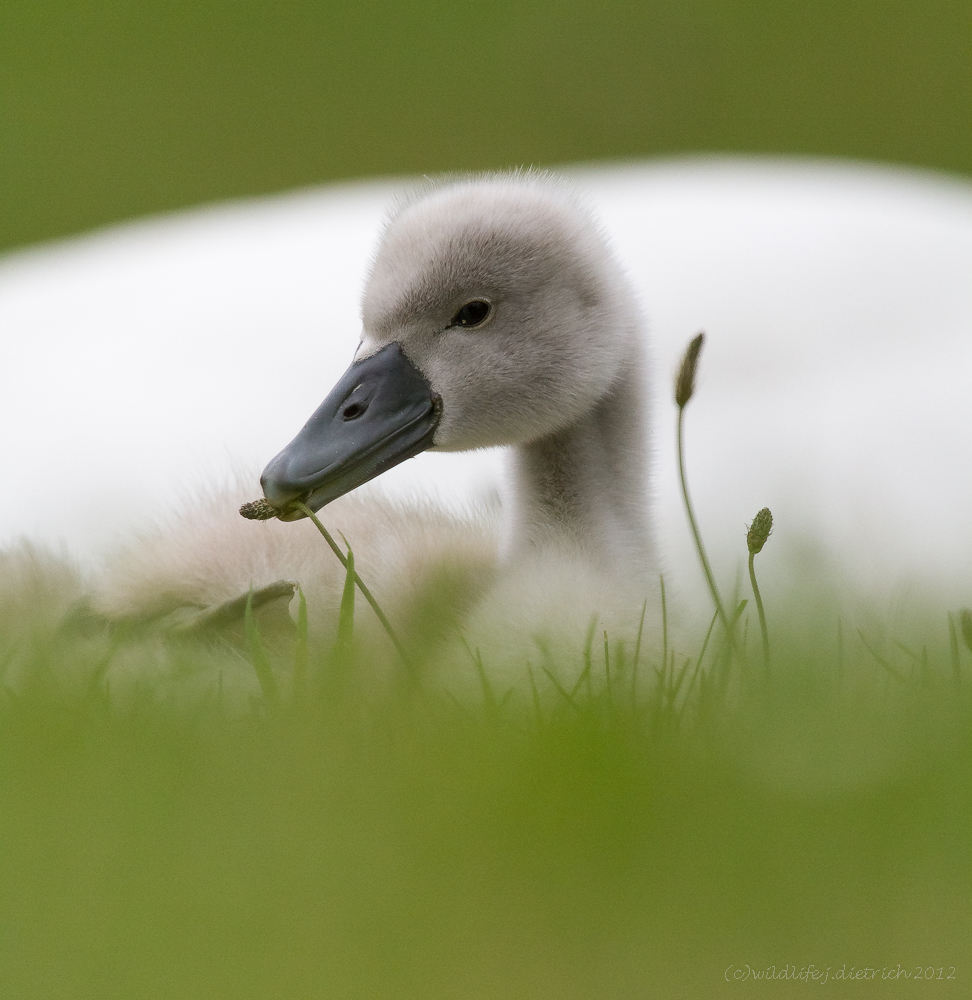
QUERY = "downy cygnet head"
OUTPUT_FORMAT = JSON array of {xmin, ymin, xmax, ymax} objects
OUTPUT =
[{"xmin": 261, "ymin": 175, "xmax": 639, "ymax": 520}]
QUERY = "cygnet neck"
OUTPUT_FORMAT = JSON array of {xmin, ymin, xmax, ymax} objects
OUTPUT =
[{"xmin": 503, "ymin": 341, "xmax": 652, "ymax": 581}]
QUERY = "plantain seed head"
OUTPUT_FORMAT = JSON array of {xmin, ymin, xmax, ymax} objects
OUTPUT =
[
  {"xmin": 675, "ymin": 332, "xmax": 705, "ymax": 409},
  {"xmin": 239, "ymin": 498, "xmax": 280, "ymax": 521},
  {"xmin": 747, "ymin": 507, "xmax": 773, "ymax": 555}
]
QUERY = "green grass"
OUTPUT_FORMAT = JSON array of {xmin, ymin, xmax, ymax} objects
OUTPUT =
[
  {"xmin": 2, "ymin": 342, "xmax": 967, "ymax": 996},
  {"xmin": 0, "ymin": 565, "xmax": 969, "ymax": 999}
]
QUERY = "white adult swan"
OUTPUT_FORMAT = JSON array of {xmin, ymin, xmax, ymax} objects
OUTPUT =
[{"xmin": 95, "ymin": 173, "xmax": 656, "ymax": 664}]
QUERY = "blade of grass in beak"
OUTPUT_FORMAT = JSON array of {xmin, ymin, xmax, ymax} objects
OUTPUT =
[{"xmin": 292, "ymin": 501, "xmax": 412, "ymax": 675}]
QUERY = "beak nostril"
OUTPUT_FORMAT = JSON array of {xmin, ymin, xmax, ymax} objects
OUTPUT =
[{"xmin": 342, "ymin": 402, "xmax": 367, "ymax": 421}]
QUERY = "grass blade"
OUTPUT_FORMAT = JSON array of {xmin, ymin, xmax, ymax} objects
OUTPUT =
[
  {"xmin": 632, "ymin": 598, "xmax": 647, "ymax": 708},
  {"xmin": 461, "ymin": 637, "xmax": 496, "ymax": 713},
  {"xmin": 603, "ymin": 629, "xmax": 612, "ymax": 701},
  {"xmin": 293, "ymin": 501, "xmax": 412, "ymax": 674},
  {"xmin": 245, "ymin": 589, "xmax": 278, "ymax": 704},
  {"xmin": 857, "ymin": 629, "xmax": 905, "ymax": 683},
  {"xmin": 335, "ymin": 543, "xmax": 356, "ymax": 655},
  {"xmin": 670, "ymin": 655, "xmax": 692, "ymax": 708},
  {"xmin": 677, "ymin": 608, "xmax": 719, "ymax": 727},
  {"xmin": 892, "ymin": 639, "xmax": 922, "ymax": 667},
  {"xmin": 541, "ymin": 665, "xmax": 582, "ymax": 713},
  {"xmin": 527, "ymin": 665, "xmax": 544, "ymax": 731},
  {"xmin": 660, "ymin": 574, "xmax": 668, "ymax": 682},
  {"xmin": 948, "ymin": 612, "xmax": 961, "ymax": 687},
  {"xmin": 293, "ymin": 586, "xmax": 308, "ymax": 701}
]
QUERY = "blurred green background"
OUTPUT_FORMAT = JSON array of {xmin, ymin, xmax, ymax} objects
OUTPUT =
[{"xmin": 2, "ymin": 0, "xmax": 970, "ymax": 255}]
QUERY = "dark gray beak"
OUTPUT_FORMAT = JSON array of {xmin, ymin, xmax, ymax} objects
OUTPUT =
[{"xmin": 261, "ymin": 342, "xmax": 441, "ymax": 520}]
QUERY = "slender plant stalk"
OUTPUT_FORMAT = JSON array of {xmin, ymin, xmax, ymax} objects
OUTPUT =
[
  {"xmin": 748, "ymin": 551, "xmax": 770, "ymax": 669},
  {"xmin": 674, "ymin": 332, "xmax": 732, "ymax": 640},
  {"xmin": 676, "ymin": 404, "xmax": 730, "ymax": 634},
  {"xmin": 716, "ymin": 599, "xmax": 748, "ymax": 692},
  {"xmin": 746, "ymin": 507, "xmax": 773, "ymax": 672},
  {"xmin": 292, "ymin": 501, "xmax": 411, "ymax": 671}
]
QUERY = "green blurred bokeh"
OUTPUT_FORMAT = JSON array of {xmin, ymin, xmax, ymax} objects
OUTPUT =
[
  {"xmin": 2, "ymin": 0, "xmax": 970, "ymax": 254},
  {"xmin": 1, "ymin": 554, "xmax": 969, "ymax": 998}
]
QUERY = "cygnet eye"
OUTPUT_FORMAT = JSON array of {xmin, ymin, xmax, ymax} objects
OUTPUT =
[{"xmin": 449, "ymin": 299, "xmax": 492, "ymax": 329}]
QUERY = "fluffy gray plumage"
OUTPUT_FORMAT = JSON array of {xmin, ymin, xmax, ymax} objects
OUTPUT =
[
  {"xmin": 362, "ymin": 174, "xmax": 653, "ymax": 579},
  {"xmin": 95, "ymin": 174, "xmax": 658, "ymax": 679}
]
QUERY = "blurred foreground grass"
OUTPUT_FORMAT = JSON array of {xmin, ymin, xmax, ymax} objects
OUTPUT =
[{"xmin": 0, "ymin": 556, "xmax": 969, "ymax": 999}]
